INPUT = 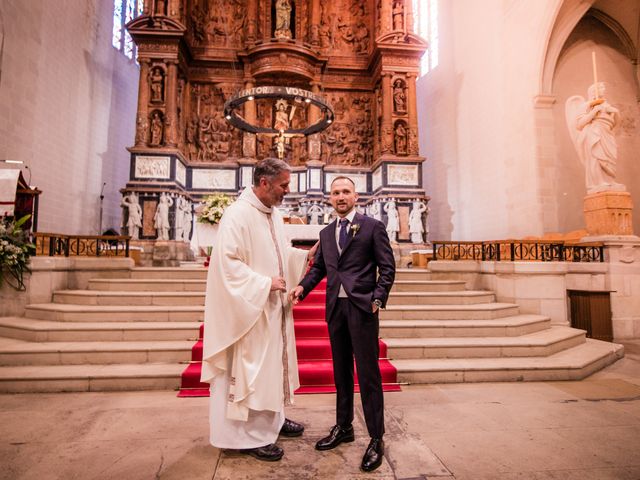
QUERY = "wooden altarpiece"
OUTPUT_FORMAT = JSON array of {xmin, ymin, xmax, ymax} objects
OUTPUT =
[{"xmin": 123, "ymin": 0, "xmax": 428, "ymax": 243}]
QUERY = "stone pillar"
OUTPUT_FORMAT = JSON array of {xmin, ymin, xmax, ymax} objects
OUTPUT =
[
  {"xmin": 309, "ymin": 0, "xmax": 321, "ymax": 45},
  {"xmin": 246, "ymin": 0, "xmax": 257, "ymax": 44},
  {"xmin": 381, "ymin": 73, "xmax": 393, "ymax": 155},
  {"xmin": 165, "ymin": 60, "xmax": 178, "ymax": 147},
  {"xmin": 135, "ymin": 59, "xmax": 151, "ymax": 146},
  {"xmin": 406, "ymin": 73, "xmax": 418, "ymax": 155},
  {"xmin": 405, "ymin": 0, "xmax": 414, "ymax": 34},
  {"xmin": 242, "ymin": 78, "xmax": 256, "ymax": 158},
  {"xmin": 584, "ymin": 191, "xmax": 634, "ymax": 236}
]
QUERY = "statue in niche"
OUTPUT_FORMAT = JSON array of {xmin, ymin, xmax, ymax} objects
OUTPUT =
[
  {"xmin": 393, "ymin": 79, "xmax": 406, "ymax": 113},
  {"xmin": 394, "ymin": 122, "xmax": 407, "ymax": 155},
  {"xmin": 150, "ymin": 111, "xmax": 164, "ymax": 146},
  {"xmin": 185, "ymin": 116, "xmax": 198, "ymax": 161},
  {"xmin": 565, "ymin": 82, "xmax": 624, "ymax": 193},
  {"xmin": 150, "ymin": 68, "xmax": 164, "ymax": 103},
  {"xmin": 121, "ymin": 192, "xmax": 143, "ymax": 240},
  {"xmin": 274, "ymin": 99, "xmax": 291, "ymax": 132},
  {"xmin": 275, "ymin": 0, "xmax": 292, "ymax": 39},
  {"xmin": 156, "ymin": 0, "xmax": 167, "ymax": 15},
  {"xmin": 392, "ymin": 0, "xmax": 404, "ymax": 31},
  {"xmin": 181, "ymin": 198, "xmax": 193, "ymax": 242},
  {"xmin": 174, "ymin": 197, "xmax": 185, "ymax": 242},
  {"xmin": 384, "ymin": 199, "xmax": 399, "ymax": 242},
  {"xmin": 154, "ymin": 193, "xmax": 174, "ymax": 240},
  {"xmin": 408, "ymin": 200, "xmax": 428, "ymax": 243}
]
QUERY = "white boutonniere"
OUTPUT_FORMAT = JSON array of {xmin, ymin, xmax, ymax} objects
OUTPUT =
[{"xmin": 350, "ymin": 223, "xmax": 360, "ymax": 237}]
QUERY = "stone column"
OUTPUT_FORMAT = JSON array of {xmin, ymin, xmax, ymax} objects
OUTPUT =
[
  {"xmin": 165, "ymin": 60, "xmax": 178, "ymax": 147},
  {"xmin": 406, "ymin": 73, "xmax": 418, "ymax": 155},
  {"xmin": 405, "ymin": 0, "xmax": 414, "ymax": 34},
  {"xmin": 309, "ymin": 0, "xmax": 321, "ymax": 45},
  {"xmin": 381, "ymin": 73, "xmax": 393, "ymax": 154},
  {"xmin": 135, "ymin": 59, "xmax": 151, "ymax": 146}
]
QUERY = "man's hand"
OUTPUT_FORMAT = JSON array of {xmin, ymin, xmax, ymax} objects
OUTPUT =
[
  {"xmin": 271, "ymin": 276, "xmax": 287, "ymax": 292},
  {"xmin": 289, "ymin": 285, "xmax": 304, "ymax": 304}
]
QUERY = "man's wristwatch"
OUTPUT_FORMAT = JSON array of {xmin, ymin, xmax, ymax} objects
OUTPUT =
[{"xmin": 373, "ymin": 299, "xmax": 383, "ymax": 309}]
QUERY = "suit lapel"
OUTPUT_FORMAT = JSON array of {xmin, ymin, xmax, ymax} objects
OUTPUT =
[{"xmin": 325, "ymin": 220, "xmax": 340, "ymax": 261}]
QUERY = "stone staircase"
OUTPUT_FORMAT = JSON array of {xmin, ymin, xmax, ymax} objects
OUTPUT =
[{"xmin": 0, "ymin": 267, "xmax": 624, "ymax": 393}]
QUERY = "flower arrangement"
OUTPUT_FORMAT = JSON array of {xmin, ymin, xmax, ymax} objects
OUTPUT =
[
  {"xmin": 0, "ymin": 215, "xmax": 36, "ymax": 291},
  {"xmin": 197, "ymin": 193, "xmax": 234, "ymax": 225}
]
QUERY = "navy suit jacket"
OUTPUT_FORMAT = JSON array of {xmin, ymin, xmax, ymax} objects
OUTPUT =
[{"xmin": 299, "ymin": 212, "xmax": 396, "ymax": 321}]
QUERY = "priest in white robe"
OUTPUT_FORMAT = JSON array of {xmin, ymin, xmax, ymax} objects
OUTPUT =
[{"xmin": 201, "ymin": 157, "xmax": 314, "ymax": 462}]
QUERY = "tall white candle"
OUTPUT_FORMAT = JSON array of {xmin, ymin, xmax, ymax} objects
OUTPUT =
[{"xmin": 591, "ymin": 51, "xmax": 599, "ymax": 98}]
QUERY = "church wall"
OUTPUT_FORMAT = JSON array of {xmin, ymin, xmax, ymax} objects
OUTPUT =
[
  {"xmin": 0, "ymin": 0, "xmax": 138, "ymax": 234},
  {"xmin": 418, "ymin": 0, "xmax": 563, "ymax": 241},
  {"xmin": 551, "ymin": 16, "xmax": 640, "ymax": 235}
]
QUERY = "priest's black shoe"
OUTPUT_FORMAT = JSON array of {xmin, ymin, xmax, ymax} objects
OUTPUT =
[
  {"xmin": 279, "ymin": 418, "xmax": 304, "ymax": 437},
  {"xmin": 360, "ymin": 438, "xmax": 384, "ymax": 472},
  {"xmin": 239, "ymin": 443, "xmax": 284, "ymax": 462},
  {"xmin": 315, "ymin": 424, "xmax": 355, "ymax": 451}
]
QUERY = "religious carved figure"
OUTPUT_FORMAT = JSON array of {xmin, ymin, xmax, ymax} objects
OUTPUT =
[
  {"xmin": 392, "ymin": 0, "xmax": 404, "ymax": 31},
  {"xmin": 565, "ymin": 82, "xmax": 624, "ymax": 193},
  {"xmin": 150, "ymin": 111, "xmax": 164, "ymax": 146},
  {"xmin": 394, "ymin": 122, "xmax": 407, "ymax": 155},
  {"xmin": 135, "ymin": 115, "xmax": 148, "ymax": 146},
  {"xmin": 121, "ymin": 192, "xmax": 143, "ymax": 240},
  {"xmin": 393, "ymin": 79, "xmax": 407, "ymax": 113},
  {"xmin": 275, "ymin": 0, "xmax": 292, "ymax": 39},
  {"xmin": 384, "ymin": 199, "xmax": 399, "ymax": 242},
  {"xmin": 307, "ymin": 202, "xmax": 324, "ymax": 225},
  {"xmin": 368, "ymin": 201, "xmax": 381, "ymax": 221},
  {"xmin": 154, "ymin": 193, "xmax": 174, "ymax": 240},
  {"xmin": 408, "ymin": 200, "xmax": 427, "ymax": 243},
  {"xmin": 182, "ymin": 198, "xmax": 193, "ymax": 242},
  {"xmin": 274, "ymin": 99, "xmax": 291, "ymax": 132},
  {"xmin": 150, "ymin": 67, "xmax": 164, "ymax": 103}
]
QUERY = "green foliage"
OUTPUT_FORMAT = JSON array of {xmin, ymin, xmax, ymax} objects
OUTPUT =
[{"xmin": 0, "ymin": 215, "xmax": 36, "ymax": 291}]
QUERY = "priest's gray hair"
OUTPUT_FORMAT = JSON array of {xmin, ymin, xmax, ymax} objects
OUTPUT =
[{"xmin": 253, "ymin": 157, "xmax": 291, "ymax": 186}]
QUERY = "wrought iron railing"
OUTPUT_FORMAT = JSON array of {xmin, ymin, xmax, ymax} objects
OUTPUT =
[
  {"xmin": 34, "ymin": 233, "xmax": 130, "ymax": 257},
  {"xmin": 431, "ymin": 240, "xmax": 604, "ymax": 263}
]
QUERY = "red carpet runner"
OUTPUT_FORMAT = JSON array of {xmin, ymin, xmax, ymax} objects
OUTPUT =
[{"xmin": 178, "ymin": 278, "xmax": 400, "ymax": 397}]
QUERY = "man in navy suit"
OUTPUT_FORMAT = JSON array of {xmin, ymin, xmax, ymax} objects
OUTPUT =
[{"xmin": 289, "ymin": 176, "xmax": 396, "ymax": 472}]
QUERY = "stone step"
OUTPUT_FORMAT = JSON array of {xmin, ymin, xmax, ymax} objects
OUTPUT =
[
  {"xmin": 88, "ymin": 279, "xmax": 206, "ymax": 292},
  {"xmin": 387, "ymin": 290, "xmax": 494, "ymax": 305},
  {"xmin": 24, "ymin": 304, "xmax": 203, "ymax": 322},
  {"xmin": 0, "ymin": 317, "xmax": 201, "ymax": 342},
  {"xmin": 130, "ymin": 267, "xmax": 207, "ymax": 280},
  {"xmin": 394, "ymin": 268, "xmax": 432, "ymax": 281},
  {"xmin": 0, "ymin": 363, "xmax": 184, "ymax": 393},
  {"xmin": 53, "ymin": 290, "xmax": 205, "ymax": 306},
  {"xmin": 393, "ymin": 280, "xmax": 467, "ymax": 292},
  {"xmin": 379, "ymin": 303, "xmax": 520, "ymax": 321},
  {"xmin": 0, "ymin": 338, "xmax": 194, "ymax": 366},
  {"xmin": 393, "ymin": 339, "xmax": 624, "ymax": 384},
  {"xmin": 380, "ymin": 314, "xmax": 550, "ymax": 338},
  {"xmin": 384, "ymin": 327, "xmax": 585, "ymax": 359}
]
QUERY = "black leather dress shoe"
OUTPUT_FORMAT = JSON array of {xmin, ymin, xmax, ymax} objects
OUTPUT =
[
  {"xmin": 361, "ymin": 438, "xmax": 384, "ymax": 472},
  {"xmin": 280, "ymin": 418, "xmax": 304, "ymax": 437},
  {"xmin": 315, "ymin": 424, "xmax": 355, "ymax": 451},
  {"xmin": 239, "ymin": 443, "xmax": 284, "ymax": 461}
]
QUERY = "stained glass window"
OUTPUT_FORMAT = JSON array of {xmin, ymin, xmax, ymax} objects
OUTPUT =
[
  {"xmin": 413, "ymin": 0, "xmax": 439, "ymax": 76},
  {"xmin": 112, "ymin": 0, "xmax": 144, "ymax": 59}
]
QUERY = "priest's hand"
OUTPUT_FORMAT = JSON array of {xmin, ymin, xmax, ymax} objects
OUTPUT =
[
  {"xmin": 289, "ymin": 285, "xmax": 304, "ymax": 304},
  {"xmin": 271, "ymin": 276, "xmax": 287, "ymax": 292}
]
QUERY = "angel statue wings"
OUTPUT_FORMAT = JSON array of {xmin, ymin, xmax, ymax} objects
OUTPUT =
[{"xmin": 565, "ymin": 82, "xmax": 624, "ymax": 193}]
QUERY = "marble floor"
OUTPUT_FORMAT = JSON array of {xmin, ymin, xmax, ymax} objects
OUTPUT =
[{"xmin": 1, "ymin": 341, "xmax": 639, "ymax": 480}]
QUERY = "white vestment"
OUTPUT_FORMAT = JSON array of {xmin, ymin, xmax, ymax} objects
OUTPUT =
[{"xmin": 201, "ymin": 186, "xmax": 308, "ymax": 448}]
